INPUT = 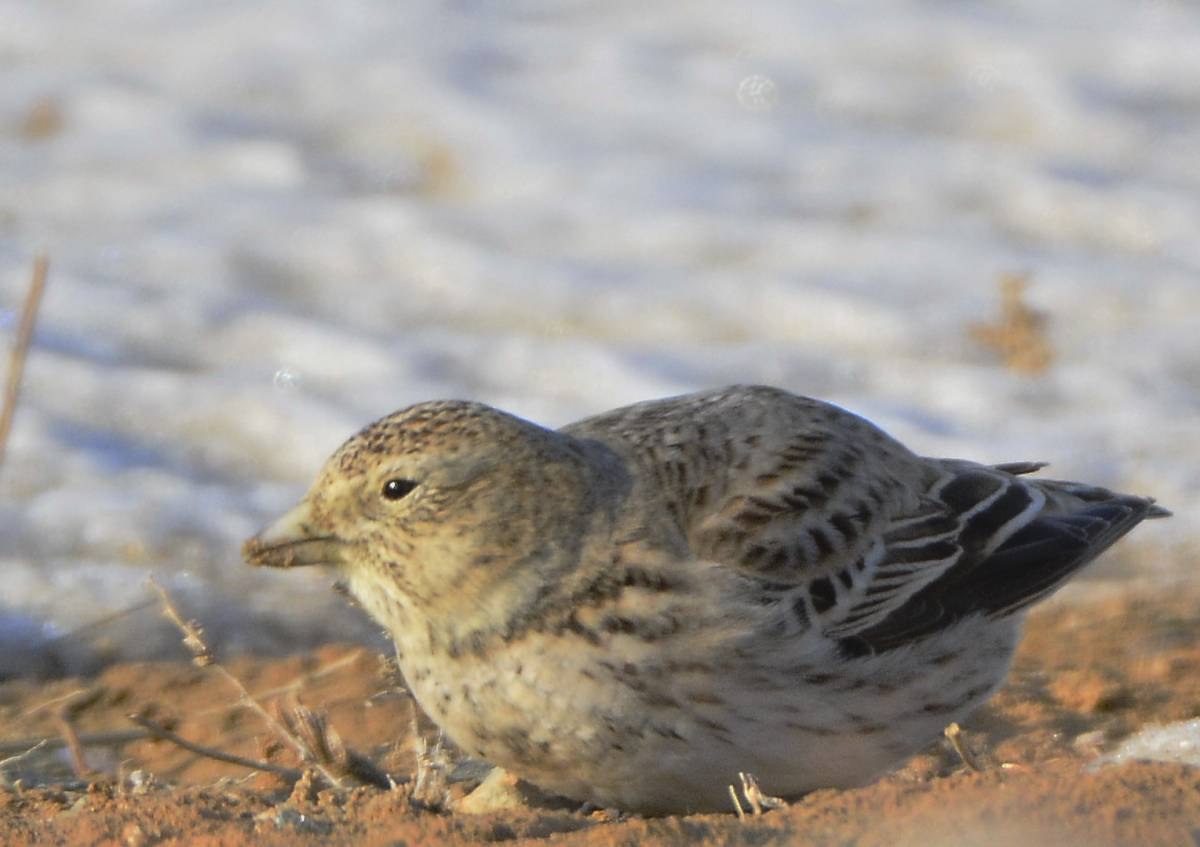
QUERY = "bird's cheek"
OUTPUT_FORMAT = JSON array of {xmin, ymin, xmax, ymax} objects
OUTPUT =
[{"xmin": 354, "ymin": 491, "xmax": 389, "ymax": 523}]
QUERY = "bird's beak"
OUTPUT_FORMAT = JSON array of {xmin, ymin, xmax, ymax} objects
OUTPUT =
[{"xmin": 242, "ymin": 500, "xmax": 348, "ymax": 569}]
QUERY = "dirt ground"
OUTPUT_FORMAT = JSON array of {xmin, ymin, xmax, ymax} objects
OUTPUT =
[{"xmin": 2, "ymin": 588, "xmax": 1198, "ymax": 847}]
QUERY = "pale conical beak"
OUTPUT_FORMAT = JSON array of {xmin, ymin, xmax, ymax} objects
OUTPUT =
[{"xmin": 242, "ymin": 500, "xmax": 348, "ymax": 569}]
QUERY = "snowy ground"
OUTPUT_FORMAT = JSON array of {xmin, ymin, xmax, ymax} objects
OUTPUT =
[{"xmin": 1, "ymin": 0, "xmax": 1197, "ymax": 675}]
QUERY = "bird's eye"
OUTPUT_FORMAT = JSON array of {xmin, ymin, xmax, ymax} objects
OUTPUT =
[{"xmin": 381, "ymin": 478, "xmax": 418, "ymax": 501}]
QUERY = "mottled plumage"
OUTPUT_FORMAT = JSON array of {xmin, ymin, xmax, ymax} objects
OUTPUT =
[{"xmin": 244, "ymin": 385, "xmax": 1166, "ymax": 814}]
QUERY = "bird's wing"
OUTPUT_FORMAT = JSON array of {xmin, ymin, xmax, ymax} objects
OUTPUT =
[
  {"xmin": 683, "ymin": 407, "xmax": 932, "ymax": 587},
  {"xmin": 690, "ymin": 437, "xmax": 1162, "ymax": 653},
  {"xmin": 820, "ymin": 465, "xmax": 1164, "ymax": 655}
]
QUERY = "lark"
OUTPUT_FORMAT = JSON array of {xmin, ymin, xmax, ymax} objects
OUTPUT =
[{"xmin": 244, "ymin": 385, "xmax": 1166, "ymax": 814}]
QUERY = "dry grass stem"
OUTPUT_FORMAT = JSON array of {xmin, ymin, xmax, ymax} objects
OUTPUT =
[
  {"xmin": 365, "ymin": 655, "xmax": 412, "ymax": 707},
  {"xmin": 0, "ymin": 739, "xmax": 49, "ymax": 774},
  {"xmin": 729, "ymin": 771, "xmax": 785, "ymax": 818},
  {"xmin": 407, "ymin": 700, "xmax": 451, "ymax": 809},
  {"xmin": 944, "ymin": 722, "xmax": 983, "ymax": 772},
  {"xmin": 0, "ymin": 730, "xmax": 148, "ymax": 757},
  {"xmin": 56, "ymin": 687, "xmax": 106, "ymax": 716},
  {"xmin": 277, "ymin": 695, "xmax": 395, "ymax": 789},
  {"xmin": 728, "ymin": 783, "xmax": 746, "ymax": 820},
  {"xmin": 22, "ymin": 687, "xmax": 96, "ymax": 719},
  {"xmin": 194, "ymin": 649, "xmax": 366, "ymax": 718},
  {"xmin": 128, "ymin": 714, "xmax": 303, "ymax": 781},
  {"xmin": 147, "ymin": 579, "xmax": 213, "ymax": 666},
  {"xmin": 0, "ymin": 254, "xmax": 49, "ymax": 473},
  {"xmin": 145, "ymin": 577, "xmax": 345, "ymax": 789},
  {"xmin": 739, "ymin": 772, "xmax": 786, "ymax": 815},
  {"xmin": 46, "ymin": 598, "xmax": 160, "ymax": 647}
]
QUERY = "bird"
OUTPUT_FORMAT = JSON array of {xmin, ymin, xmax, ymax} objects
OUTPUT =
[{"xmin": 243, "ymin": 385, "xmax": 1167, "ymax": 815}]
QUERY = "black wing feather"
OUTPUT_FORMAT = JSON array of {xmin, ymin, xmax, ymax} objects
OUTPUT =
[{"xmin": 838, "ymin": 492, "xmax": 1158, "ymax": 658}]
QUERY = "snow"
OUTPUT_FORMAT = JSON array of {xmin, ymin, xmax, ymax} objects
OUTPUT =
[{"xmin": 1093, "ymin": 719, "xmax": 1200, "ymax": 770}]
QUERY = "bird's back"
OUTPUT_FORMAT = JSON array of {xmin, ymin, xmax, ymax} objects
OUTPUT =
[{"xmin": 563, "ymin": 385, "xmax": 1166, "ymax": 656}]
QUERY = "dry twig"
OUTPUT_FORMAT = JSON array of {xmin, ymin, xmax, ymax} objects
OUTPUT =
[
  {"xmin": 51, "ymin": 687, "xmax": 105, "ymax": 779},
  {"xmin": 54, "ymin": 712, "xmax": 93, "ymax": 780},
  {"xmin": 145, "ymin": 577, "xmax": 345, "ymax": 789},
  {"xmin": 128, "ymin": 714, "xmax": 304, "ymax": 782},
  {"xmin": 0, "ymin": 254, "xmax": 48, "ymax": 472}
]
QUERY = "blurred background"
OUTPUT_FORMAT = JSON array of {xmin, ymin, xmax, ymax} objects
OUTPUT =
[{"xmin": 1, "ymin": 0, "xmax": 1196, "ymax": 676}]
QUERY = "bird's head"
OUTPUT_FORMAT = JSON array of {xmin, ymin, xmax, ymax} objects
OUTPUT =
[{"xmin": 243, "ymin": 400, "xmax": 607, "ymax": 626}]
